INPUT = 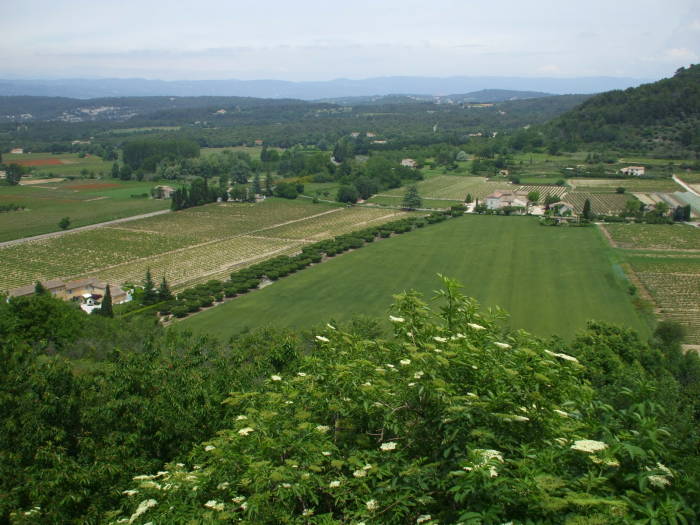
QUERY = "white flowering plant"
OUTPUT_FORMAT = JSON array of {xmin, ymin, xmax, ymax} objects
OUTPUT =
[{"xmin": 107, "ymin": 277, "xmax": 697, "ymax": 524}]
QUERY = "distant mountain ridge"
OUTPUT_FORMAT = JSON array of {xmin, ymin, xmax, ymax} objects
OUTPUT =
[
  {"xmin": 0, "ymin": 75, "xmax": 649, "ymax": 100},
  {"xmin": 320, "ymin": 89, "xmax": 554, "ymax": 105}
]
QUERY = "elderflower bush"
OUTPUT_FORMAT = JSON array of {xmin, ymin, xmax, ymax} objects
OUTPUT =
[{"xmin": 111, "ymin": 277, "xmax": 694, "ymax": 524}]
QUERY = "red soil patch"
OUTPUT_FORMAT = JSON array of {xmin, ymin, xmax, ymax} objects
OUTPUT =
[
  {"xmin": 65, "ymin": 183, "xmax": 121, "ymax": 190},
  {"xmin": 12, "ymin": 158, "xmax": 63, "ymax": 166}
]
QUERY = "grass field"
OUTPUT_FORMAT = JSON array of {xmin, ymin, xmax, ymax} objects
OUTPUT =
[
  {"xmin": 0, "ymin": 199, "xmax": 409, "ymax": 292},
  {"xmin": 0, "ymin": 179, "xmax": 171, "ymax": 241},
  {"xmin": 178, "ymin": 215, "xmax": 649, "ymax": 341}
]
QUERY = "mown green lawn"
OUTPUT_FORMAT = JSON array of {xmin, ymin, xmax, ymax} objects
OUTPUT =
[
  {"xmin": 179, "ymin": 215, "xmax": 649, "ymax": 341},
  {"xmin": 0, "ymin": 179, "xmax": 170, "ymax": 241}
]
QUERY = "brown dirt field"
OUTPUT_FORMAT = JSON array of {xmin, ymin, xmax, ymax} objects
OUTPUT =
[
  {"xmin": 64, "ymin": 183, "xmax": 121, "ymax": 190},
  {"xmin": 12, "ymin": 158, "xmax": 63, "ymax": 166}
]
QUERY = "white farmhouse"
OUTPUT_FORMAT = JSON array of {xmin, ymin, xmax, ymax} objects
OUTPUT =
[
  {"xmin": 620, "ymin": 166, "xmax": 645, "ymax": 176},
  {"xmin": 401, "ymin": 158, "xmax": 417, "ymax": 168},
  {"xmin": 484, "ymin": 190, "xmax": 529, "ymax": 211}
]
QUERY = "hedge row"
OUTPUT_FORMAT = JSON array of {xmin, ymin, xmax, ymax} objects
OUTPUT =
[{"xmin": 160, "ymin": 210, "xmax": 458, "ymax": 320}]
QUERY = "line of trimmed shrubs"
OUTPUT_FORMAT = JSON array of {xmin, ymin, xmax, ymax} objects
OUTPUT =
[{"xmin": 160, "ymin": 210, "xmax": 458, "ymax": 320}]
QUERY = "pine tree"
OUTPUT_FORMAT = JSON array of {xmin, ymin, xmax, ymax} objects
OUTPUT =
[
  {"xmin": 99, "ymin": 284, "xmax": 113, "ymax": 317},
  {"xmin": 157, "ymin": 276, "xmax": 173, "ymax": 302},
  {"xmin": 402, "ymin": 185, "xmax": 422, "ymax": 210},
  {"xmin": 142, "ymin": 269, "xmax": 158, "ymax": 305},
  {"xmin": 111, "ymin": 162, "xmax": 120, "ymax": 178},
  {"xmin": 465, "ymin": 193, "xmax": 473, "ymax": 204}
]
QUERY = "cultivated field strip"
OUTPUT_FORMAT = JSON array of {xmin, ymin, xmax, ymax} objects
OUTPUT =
[
  {"xmin": 116, "ymin": 199, "xmax": 328, "ymax": 242},
  {"xmin": 0, "ymin": 229, "xmax": 189, "ymax": 290},
  {"xmin": 517, "ymin": 185, "xmax": 567, "ymax": 199},
  {"xmin": 0, "ymin": 200, "xmax": 412, "ymax": 292},
  {"xmin": 570, "ymin": 178, "xmax": 682, "ymax": 193},
  {"xmin": 381, "ymin": 176, "xmax": 504, "ymax": 200},
  {"xmin": 565, "ymin": 192, "xmax": 631, "ymax": 215},
  {"xmin": 84, "ymin": 236, "xmax": 299, "ymax": 289},
  {"xmin": 603, "ymin": 223, "xmax": 700, "ymax": 251},
  {"xmin": 635, "ymin": 270, "xmax": 700, "ymax": 345},
  {"xmin": 257, "ymin": 208, "xmax": 407, "ymax": 240}
]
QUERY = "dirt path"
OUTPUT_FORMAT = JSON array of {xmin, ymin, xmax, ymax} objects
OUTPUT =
[
  {"xmin": 673, "ymin": 174, "xmax": 700, "ymax": 197},
  {"xmin": 0, "ymin": 209, "xmax": 172, "ymax": 248},
  {"xmin": 596, "ymin": 223, "xmax": 618, "ymax": 247}
]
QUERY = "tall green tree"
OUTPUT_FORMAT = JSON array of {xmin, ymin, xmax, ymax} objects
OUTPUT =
[
  {"xmin": 98, "ymin": 285, "xmax": 113, "ymax": 317},
  {"xmin": 252, "ymin": 173, "xmax": 262, "ymax": 195},
  {"xmin": 582, "ymin": 198, "xmax": 592, "ymax": 219},
  {"xmin": 402, "ymin": 185, "xmax": 422, "ymax": 210},
  {"xmin": 264, "ymin": 172, "xmax": 273, "ymax": 196},
  {"xmin": 111, "ymin": 162, "xmax": 120, "ymax": 179},
  {"xmin": 58, "ymin": 217, "xmax": 70, "ymax": 230},
  {"xmin": 157, "ymin": 277, "xmax": 173, "ymax": 302},
  {"xmin": 142, "ymin": 269, "xmax": 158, "ymax": 305},
  {"xmin": 34, "ymin": 281, "xmax": 47, "ymax": 295}
]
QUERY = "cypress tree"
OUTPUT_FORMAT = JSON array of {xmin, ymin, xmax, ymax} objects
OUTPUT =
[
  {"xmin": 582, "ymin": 199, "xmax": 592, "ymax": 220},
  {"xmin": 264, "ymin": 172, "xmax": 273, "ymax": 196},
  {"xmin": 253, "ymin": 174, "xmax": 262, "ymax": 196},
  {"xmin": 142, "ymin": 269, "xmax": 158, "ymax": 305},
  {"xmin": 99, "ymin": 285, "xmax": 113, "ymax": 317},
  {"xmin": 34, "ymin": 281, "xmax": 47, "ymax": 295},
  {"xmin": 157, "ymin": 276, "xmax": 173, "ymax": 302}
]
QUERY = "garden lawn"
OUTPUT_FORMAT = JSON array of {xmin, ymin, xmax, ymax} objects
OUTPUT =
[{"xmin": 179, "ymin": 215, "xmax": 649, "ymax": 340}]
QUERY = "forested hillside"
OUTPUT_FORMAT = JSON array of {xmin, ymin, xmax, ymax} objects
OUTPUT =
[{"xmin": 549, "ymin": 64, "xmax": 700, "ymax": 156}]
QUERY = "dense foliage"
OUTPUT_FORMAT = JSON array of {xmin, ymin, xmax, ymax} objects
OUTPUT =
[
  {"xmin": 122, "ymin": 137, "xmax": 200, "ymax": 171},
  {"xmin": 2, "ymin": 277, "xmax": 699, "ymax": 523}
]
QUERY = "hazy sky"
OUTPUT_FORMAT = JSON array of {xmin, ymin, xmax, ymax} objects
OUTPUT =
[{"xmin": 1, "ymin": 0, "xmax": 698, "ymax": 81}]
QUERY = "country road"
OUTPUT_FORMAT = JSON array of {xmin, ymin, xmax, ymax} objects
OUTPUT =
[{"xmin": 0, "ymin": 209, "xmax": 172, "ymax": 248}]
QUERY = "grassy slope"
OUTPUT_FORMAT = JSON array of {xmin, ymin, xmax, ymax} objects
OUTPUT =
[
  {"xmin": 179, "ymin": 215, "xmax": 649, "ymax": 340},
  {"xmin": 0, "ymin": 180, "xmax": 170, "ymax": 241}
]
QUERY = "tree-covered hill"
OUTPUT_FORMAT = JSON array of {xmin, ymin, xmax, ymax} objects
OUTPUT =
[{"xmin": 548, "ymin": 64, "xmax": 700, "ymax": 155}]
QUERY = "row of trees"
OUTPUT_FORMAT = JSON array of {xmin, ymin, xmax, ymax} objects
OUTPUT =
[{"xmin": 170, "ymin": 178, "xmax": 223, "ymax": 210}]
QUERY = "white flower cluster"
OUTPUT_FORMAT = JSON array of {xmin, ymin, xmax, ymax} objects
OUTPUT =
[
  {"xmin": 544, "ymin": 350, "xmax": 580, "ymax": 363},
  {"xmin": 467, "ymin": 322, "xmax": 485, "ymax": 331},
  {"xmin": 238, "ymin": 427, "xmax": 254, "ymax": 436},
  {"xmin": 366, "ymin": 499, "xmax": 378, "ymax": 511},
  {"xmin": 380, "ymin": 441, "xmax": 397, "ymax": 451},
  {"xmin": 271, "ymin": 375, "xmax": 282, "ymax": 381},
  {"xmin": 463, "ymin": 449, "xmax": 504, "ymax": 478},
  {"xmin": 493, "ymin": 342, "xmax": 511, "ymax": 349},
  {"xmin": 570, "ymin": 439, "xmax": 608, "ymax": 453},
  {"xmin": 416, "ymin": 515, "xmax": 432, "ymax": 524},
  {"xmin": 400, "ymin": 359, "xmax": 411, "ymax": 366},
  {"xmin": 129, "ymin": 499, "xmax": 157, "ymax": 523},
  {"xmin": 389, "ymin": 315, "xmax": 405, "ymax": 323},
  {"xmin": 315, "ymin": 425, "xmax": 331, "ymax": 433},
  {"xmin": 433, "ymin": 336, "xmax": 447, "ymax": 343},
  {"xmin": 646, "ymin": 463, "xmax": 673, "ymax": 488},
  {"xmin": 204, "ymin": 500, "xmax": 224, "ymax": 511},
  {"xmin": 316, "ymin": 335, "xmax": 330, "ymax": 342}
]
